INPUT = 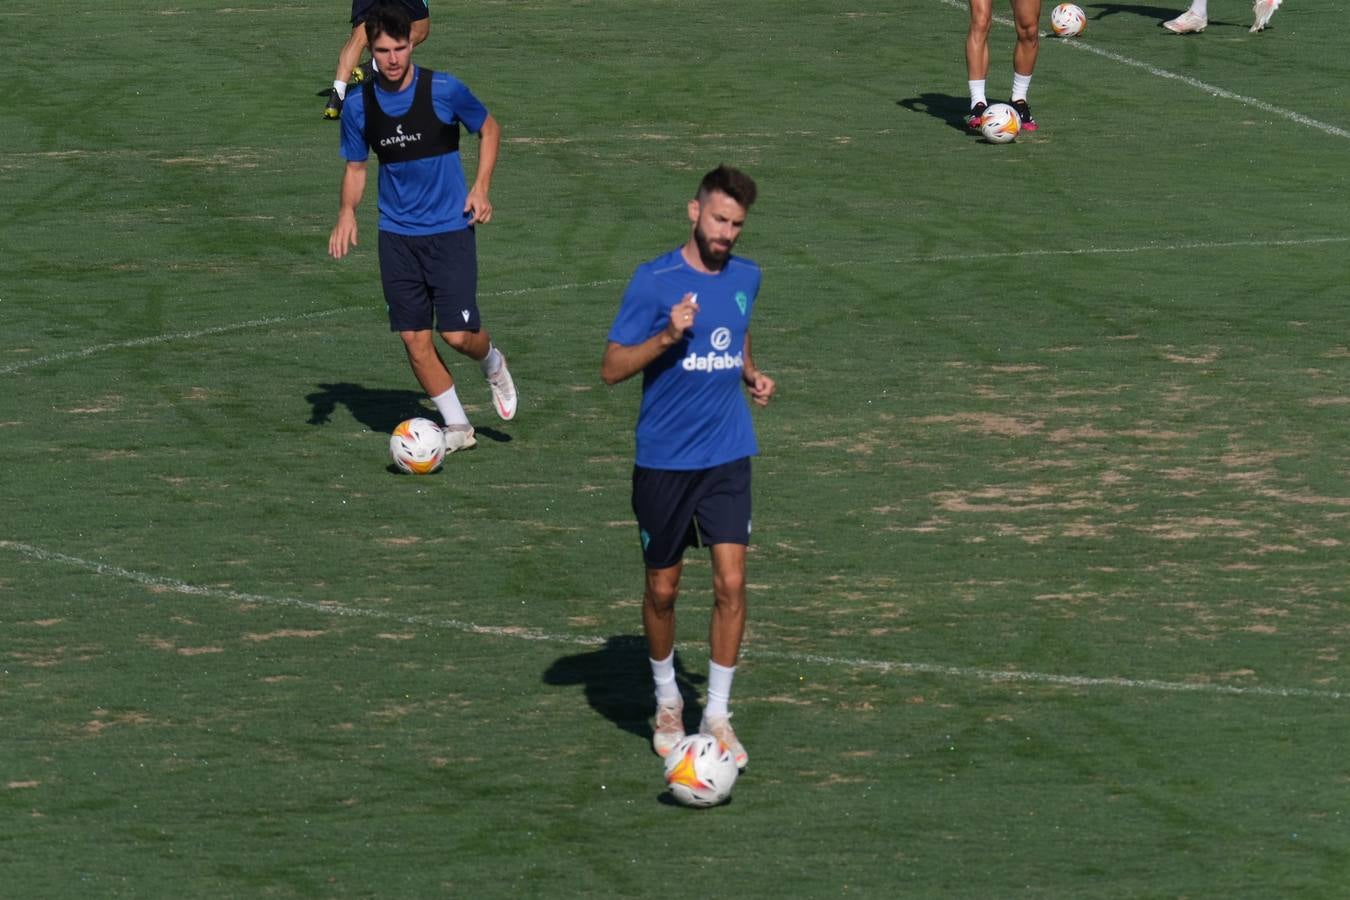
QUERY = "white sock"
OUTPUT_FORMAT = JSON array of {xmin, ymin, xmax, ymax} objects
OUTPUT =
[
  {"xmin": 651, "ymin": 652, "xmax": 679, "ymax": 703},
  {"xmin": 1011, "ymin": 72, "xmax": 1033, "ymax": 103},
  {"xmin": 430, "ymin": 385, "xmax": 469, "ymax": 427},
  {"xmin": 704, "ymin": 661, "xmax": 736, "ymax": 719},
  {"xmin": 479, "ymin": 345, "xmax": 504, "ymax": 379},
  {"xmin": 333, "ymin": 80, "xmax": 347, "ymax": 100},
  {"xmin": 1190, "ymin": 0, "xmax": 1208, "ymax": 16},
  {"xmin": 968, "ymin": 79, "xmax": 987, "ymax": 108}
]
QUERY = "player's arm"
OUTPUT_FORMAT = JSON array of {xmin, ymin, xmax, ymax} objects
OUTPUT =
[
  {"xmin": 742, "ymin": 331, "xmax": 775, "ymax": 406},
  {"xmin": 464, "ymin": 113, "xmax": 501, "ymax": 224},
  {"xmin": 329, "ymin": 161, "xmax": 367, "ymax": 259},
  {"xmin": 601, "ymin": 292, "xmax": 700, "ymax": 385}
]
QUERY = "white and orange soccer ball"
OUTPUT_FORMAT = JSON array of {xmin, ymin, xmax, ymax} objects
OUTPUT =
[
  {"xmin": 1050, "ymin": 3, "xmax": 1087, "ymax": 36},
  {"xmin": 663, "ymin": 733, "xmax": 739, "ymax": 808},
  {"xmin": 389, "ymin": 417, "xmax": 445, "ymax": 474},
  {"xmin": 979, "ymin": 103, "xmax": 1021, "ymax": 144}
]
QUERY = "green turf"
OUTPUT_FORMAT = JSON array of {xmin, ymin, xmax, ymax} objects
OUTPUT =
[{"xmin": 2, "ymin": 1, "xmax": 1348, "ymax": 896}]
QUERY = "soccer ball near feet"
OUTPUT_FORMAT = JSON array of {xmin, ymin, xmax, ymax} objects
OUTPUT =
[
  {"xmin": 663, "ymin": 733, "xmax": 739, "ymax": 808},
  {"xmin": 979, "ymin": 103, "xmax": 1021, "ymax": 144},
  {"xmin": 1050, "ymin": 3, "xmax": 1087, "ymax": 36},
  {"xmin": 389, "ymin": 417, "xmax": 446, "ymax": 474}
]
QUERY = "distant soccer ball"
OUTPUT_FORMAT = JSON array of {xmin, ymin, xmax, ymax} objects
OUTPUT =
[
  {"xmin": 979, "ymin": 103, "xmax": 1021, "ymax": 144},
  {"xmin": 663, "ymin": 733, "xmax": 739, "ymax": 808},
  {"xmin": 1050, "ymin": 3, "xmax": 1086, "ymax": 36},
  {"xmin": 389, "ymin": 417, "xmax": 445, "ymax": 474}
]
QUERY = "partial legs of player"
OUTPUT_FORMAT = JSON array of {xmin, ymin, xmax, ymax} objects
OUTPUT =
[
  {"xmin": 1165, "ymin": 1, "xmax": 1281, "ymax": 34},
  {"xmin": 966, "ymin": 0, "xmax": 1042, "ymax": 131},
  {"xmin": 324, "ymin": 16, "xmax": 430, "ymax": 119}
]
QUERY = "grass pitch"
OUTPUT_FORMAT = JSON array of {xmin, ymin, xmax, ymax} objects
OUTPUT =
[{"xmin": 2, "ymin": 1, "xmax": 1348, "ymax": 897}]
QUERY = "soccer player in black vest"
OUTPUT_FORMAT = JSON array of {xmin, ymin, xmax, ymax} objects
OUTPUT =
[{"xmin": 328, "ymin": 2, "xmax": 517, "ymax": 452}]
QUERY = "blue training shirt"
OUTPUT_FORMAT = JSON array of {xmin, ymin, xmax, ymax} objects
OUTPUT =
[
  {"xmin": 608, "ymin": 248, "xmax": 762, "ymax": 471},
  {"xmin": 339, "ymin": 66, "xmax": 488, "ymax": 235}
]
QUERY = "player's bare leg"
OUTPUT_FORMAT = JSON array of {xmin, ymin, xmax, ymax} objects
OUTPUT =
[
  {"xmin": 1011, "ymin": 0, "xmax": 1041, "ymax": 77},
  {"xmin": 965, "ymin": 0, "xmax": 993, "ymax": 81},
  {"xmin": 645, "ymin": 563, "xmax": 685, "ymax": 756},
  {"xmin": 442, "ymin": 328, "xmax": 517, "ymax": 420},
  {"xmin": 440, "ymin": 328, "xmax": 490, "ymax": 362},
  {"xmin": 335, "ymin": 25, "xmax": 368, "ymax": 86},
  {"xmin": 708, "ymin": 543, "xmax": 748, "ymax": 668},
  {"xmin": 702, "ymin": 543, "xmax": 749, "ymax": 768},
  {"xmin": 323, "ymin": 26, "xmax": 369, "ymax": 119},
  {"xmin": 965, "ymin": 0, "xmax": 994, "ymax": 127},
  {"xmin": 643, "ymin": 563, "xmax": 682, "ymax": 662},
  {"xmin": 402, "ymin": 330, "xmax": 476, "ymax": 452},
  {"xmin": 401, "ymin": 330, "xmax": 453, "ymax": 397}
]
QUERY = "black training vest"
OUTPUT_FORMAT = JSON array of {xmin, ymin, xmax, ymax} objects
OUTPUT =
[{"xmin": 363, "ymin": 67, "xmax": 460, "ymax": 164}]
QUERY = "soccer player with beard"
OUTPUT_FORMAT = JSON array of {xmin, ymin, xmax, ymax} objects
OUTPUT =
[{"xmin": 601, "ymin": 165, "xmax": 776, "ymax": 771}]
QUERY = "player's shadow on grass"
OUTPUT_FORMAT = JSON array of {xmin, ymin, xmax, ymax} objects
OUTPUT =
[
  {"xmin": 305, "ymin": 381, "xmax": 512, "ymax": 443},
  {"xmin": 896, "ymin": 93, "xmax": 973, "ymax": 133},
  {"xmin": 1083, "ymin": 4, "xmax": 1234, "ymax": 27},
  {"xmin": 1083, "ymin": 3, "xmax": 1172, "ymax": 20},
  {"xmin": 543, "ymin": 635, "xmax": 706, "ymax": 743}
]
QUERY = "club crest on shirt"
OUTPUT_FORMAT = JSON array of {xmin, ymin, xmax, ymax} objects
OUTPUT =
[{"xmin": 734, "ymin": 291, "xmax": 748, "ymax": 316}]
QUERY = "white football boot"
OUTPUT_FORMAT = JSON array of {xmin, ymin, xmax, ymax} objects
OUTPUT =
[
  {"xmin": 1250, "ymin": 0, "xmax": 1281, "ymax": 32},
  {"xmin": 486, "ymin": 355, "xmax": 518, "ymax": 421},
  {"xmin": 442, "ymin": 424, "xmax": 477, "ymax": 453},
  {"xmin": 652, "ymin": 697, "xmax": 685, "ymax": 758},
  {"xmin": 699, "ymin": 713, "xmax": 748, "ymax": 771},
  {"xmin": 1163, "ymin": 9, "xmax": 1207, "ymax": 32}
]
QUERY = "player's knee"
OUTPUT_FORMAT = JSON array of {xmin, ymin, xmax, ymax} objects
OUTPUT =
[
  {"xmin": 440, "ymin": 331, "xmax": 473, "ymax": 353},
  {"xmin": 399, "ymin": 330, "xmax": 430, "ymax": 350},
  {"xmin": 712, "ymin": 575, "xmax": 746, "ymax": 609},
  {"xmin": 646, "ymin": 586, "xmax": 679, "ymax": 613},
  {"xmin": 399, "ymin": 332, "xmax": 437, "ymax": 361}
]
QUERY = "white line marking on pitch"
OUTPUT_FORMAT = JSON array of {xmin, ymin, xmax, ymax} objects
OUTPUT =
[
  {"xmin": 0, "ymin": 308, "xmax": 347, "ymax": 377},
  {"xmin": 0, "ymin": 280, "xmax": 625, "ymax": 377},
  {"xmin": 938, "ymin": 0, "xmax": 1350, "ymax": 140},
  {"xmin": 4, "ymin": 236, "xmax": 1345, "ymax": 377},
  {"xmin": 3, "ymin": 539, "xmax": 1343, "ymax": 702}
]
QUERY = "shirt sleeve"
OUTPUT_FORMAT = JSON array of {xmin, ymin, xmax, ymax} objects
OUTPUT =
[
  {"xmin": 607, "ymin": 266, "xmax": 662, "ymax": 346},
  {"xmin": 339, "ymin": 89, "xmax": 369, "ymax": 162},
  {"xmin": 434, "ymin": 72, "xmax": 489, "ymax": 134}
]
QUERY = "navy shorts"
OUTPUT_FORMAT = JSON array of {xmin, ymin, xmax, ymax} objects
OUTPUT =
[
  {"xmin": 631, "ymin": 457, "xmax": 752, "ymax": 570},
  {"xmin": 378, "ymin": 229, "xmax": 480, "ymax": 333},
  {"xmin": 352, "ymin": 0, "xmax": 429, "ymax": 26}
]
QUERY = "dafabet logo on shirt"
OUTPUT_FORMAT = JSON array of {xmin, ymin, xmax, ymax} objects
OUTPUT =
[{"xmin": 684, "ymin": 327, "xmax": 740, "ymax": 372}]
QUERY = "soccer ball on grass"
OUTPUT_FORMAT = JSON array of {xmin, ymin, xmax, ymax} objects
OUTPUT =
[
  {"xmin": 663, "ymin": 733, "xmax": 739, "ymax": 808},
  {"xmin": 979, "ymin": 103, "xmax": 1021, "ymax": 144},
  {"xmin": 389, "ymin": 417, "xmax": 445, "ymax": 474},
  {"xmin": 1050, "ymin": 3, "xmax": 1087, "ymax": 36}
]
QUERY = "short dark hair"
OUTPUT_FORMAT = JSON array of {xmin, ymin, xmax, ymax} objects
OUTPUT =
[
  {"xmin": 365, "ymin": 2, "xmax": 413, "ymax": 43},
  {"xmin": 696, "ymin": 165, "xmax": 757, "ymax": 209}
]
